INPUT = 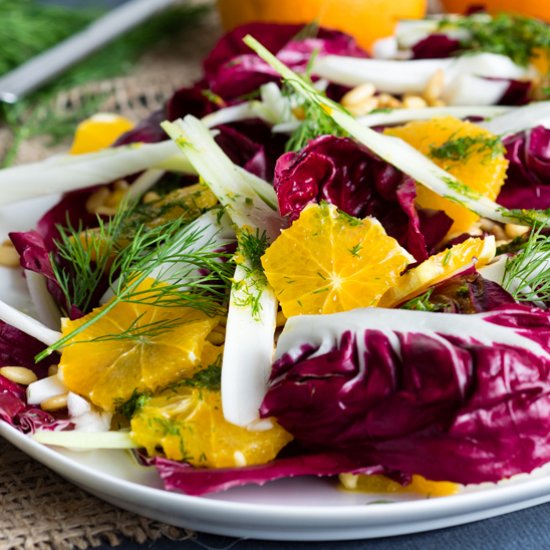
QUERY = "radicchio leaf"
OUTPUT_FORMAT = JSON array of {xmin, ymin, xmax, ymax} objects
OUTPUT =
[
  {"xmin": 261, "ymin": 305, "xmax": 550, "ymax": 485},
  {"xmin": 498, "ymin": 125, "xmax": 550, "ymax": 209},
  {"xmin": 274, "ymin": 135, "xmax": 451, "ymax": 261}
]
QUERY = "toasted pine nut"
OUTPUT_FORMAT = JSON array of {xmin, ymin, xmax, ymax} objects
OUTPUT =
[
  {"xmin": 479, "ymin": 219, "xmax": 506, "ymax": 241},
  {"xmin": 377, "ymin": 93, "xmax": 402, "ymax": 108},
  {"xmin": 345, "ymin": 96, "xmax": 379, "ymax": 116},
  {"xmin": 428, "ymin": 99, "xmax": 447, "ymax": 107},
  {"xmin": 85, "ymin": 187, "xmax": 110, "ymax": 214},
  {"xmin": 207, "ymin": 331, "xmax": 225, "ymax": 345},
  {"xmin": 41, "ymin": 393, "xmax": 68, "ymax": 412},
  {"xmin": 402, "ymin": 95, "xmax": 428, "ymax": 109},
  {"xmin": 505, "ymin": 223, "xmax": 530, "ymax": 239},
  {"xmin": 113, "ymin": 179, "xmax": 129, "ymax": 192},
  {"xmin": 424, "ymin": 69, "xmax": 445, "ymax": 103},
  {"xmin": 143, "ymin": 191, "xmax": 160, "ymax": 204},
  {"xmin": 0, "ymin": 241, "xmax": 20, "ymax": 268},
  {"xmin": 94, "ymin": 205, "xmax": 118, "ymax": 217},
  {"xmin": 48, "ymin": 365, "xmax": 59, "ymax": 377},
  {"xmin": 341, "ymin": 83, "xmax": 376, "ymax": 107},
  {"xmin": 0, "ymin": 366, "xmax": 37, "ymax": 385}
]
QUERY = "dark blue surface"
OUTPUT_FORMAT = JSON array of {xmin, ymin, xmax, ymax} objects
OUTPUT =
[{"xmin": 99, "ymin": 500, "xmax": 550, "ymax": 550}]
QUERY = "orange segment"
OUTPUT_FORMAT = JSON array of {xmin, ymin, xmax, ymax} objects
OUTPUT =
[
  {"xmin": 59, "ymin": 279, "xmax": 219, "ymax": 411},
  {"xmin": 379, "ymin": 236, "xmax": 496, "ymax": 308},
  {"xmin": 131, "ymin": 386, "xmax": 293, "ymax": 468},
  {"xmin": 261, "ymin": 202, "xmax": 413, "ymax": 317},
  {"xmin": 340, "ymin": 473, "xmax": 459, "ymax": 497},
  {"xmin": 384, "ymin": 117, "xmax": 508, "ymax": 236},
  {"xmin": 217, "ymin": 0, "xmax": 427, "ymax": 51},
  {"xmin": 70, "ymin": 113, "xmax": 135, "ymax": 155}
]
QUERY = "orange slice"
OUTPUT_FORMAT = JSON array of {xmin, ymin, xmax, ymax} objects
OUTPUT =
[
  {"xmin": 70, "ymin": 113, "xmax": 134, "ymax": 155},
  {"xmin": 131, "ymin": 385, "xmax": 293, "ymax": 468},
  {"xmin": 59, "ymin": 279, "xmax": 219, "ymax": 411},
  {"xmin": 379, "ymin": 236, "xmax": 496, "ymax": 308},
  {"xmin": 340, "ymin": 473, "xmax": 459, "ymax": 497},
  {"xmin": 261, "ymin": 202, "xmax": 413, "ymax": 317},
  {"xmin": 384, "ymin": 117, "xmax": 508, "ymax": 236}
]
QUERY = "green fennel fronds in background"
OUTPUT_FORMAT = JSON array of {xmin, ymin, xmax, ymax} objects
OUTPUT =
[{"xmin": 0, "ymin": 0, "xmax": 209, "ymax": 166}]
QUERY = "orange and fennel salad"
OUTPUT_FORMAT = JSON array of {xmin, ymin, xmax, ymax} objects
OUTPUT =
[{"xmin": 3, "ymin": 14, "xmax": 550, "ymax": 497}]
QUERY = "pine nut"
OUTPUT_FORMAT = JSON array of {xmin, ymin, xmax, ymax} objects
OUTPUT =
[
  {"xmin": 143, "ymin": 191, "xmax": 160, "ymax": 204},
  {"xmin": 345, "ymin": 96, "xmax": 379, "ymax": 116},
  {"xmin": 402, "ymin": 95, "xmax": 428, "ymax": 109},
  {"xmin": 0, "ymin": 241, "xmax": 20, "ymax": 268},
  {"xmin": 113, "ymin": 179, "xmax": 129, "ymax": 192},
  {"xmin": 341, "ymin": 82, "xmax": 376, "ymax": 108},
  {"xmin": 94, "ymin": 205, "xmax": 118, "ymax": 216},
  {"xmin": 86, "ymin": 187, "xmax": 110, "ymax": 214},
  {"xmin": 48, "ymin": 365, "xmax": 59, "ymax": 377},
  {"xmin": 505, "ymin": 223, "xmax": 530, "ymax": 239},
  {"xmin": 207, "ymin": 331, "xmax": 225, "ymax": 345},
  {"xmin": 377, "ymin": 93, "xmax": 402, "ymax": 108},
  {"xmin": 0, "ymin": 366, "xmax": 37, "ymax": 385},
  {"xmin": 41, "ymin": 393, "xmax": 69, "ymax": 412},
  {"xmin": 480, "ymin": 219, "xmax": 506, "ymax": 241},
  {"xmin": 424, "ymin": 69, "xmax": 445, "ymax": 102}
]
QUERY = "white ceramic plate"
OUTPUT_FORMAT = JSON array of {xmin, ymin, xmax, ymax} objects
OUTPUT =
[{"xmin": 3, "ymin": 197, "xmax": 550, "ymax": 541}]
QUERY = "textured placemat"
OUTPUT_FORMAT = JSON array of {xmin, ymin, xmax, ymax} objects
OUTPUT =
[
  {"xmin": 1, "ymin": 4, "xmax": 221, "ymax": 550},
  {"xmin": 0, "ymin": 438, "xmax": 195, "ymax": 550}
]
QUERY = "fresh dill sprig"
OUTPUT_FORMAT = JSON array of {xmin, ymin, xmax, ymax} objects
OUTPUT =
[
  {"xmin": 51, "ymin": 200, "xmax": 133, "ymax": 314},
  {"xmin": 115, "ymin": 388, "xmax": 150, "ymax": 420},
  {"xmin": 401, "ymin": 289, "xmax": 439, "ymax": 312},
  {"xmin": 429, "ymin": 134, "xmax": 505, "ymax": 163},
  {"xmin": 38, "ymin": 214, "xmax": 233, "ymax": 360},
  {"xmin": 232, "ymin": 228, "xmax": 270, "ymax": 318},
  {"xmin": 502, "ymin": 226, "xmax": 550, "ymax": 304},
  {"xmin": 440, "ymin": 13, "xmax": 550, "ymax": 68}
]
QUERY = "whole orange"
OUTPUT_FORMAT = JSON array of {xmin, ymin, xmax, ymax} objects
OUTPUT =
[
  {"xmin": 441, "ymin": 0, "xmax": 550, "ymax": 20},
  {"xmin": 216, "ymin": 0, "xmax": 427, "ymax": 51}
]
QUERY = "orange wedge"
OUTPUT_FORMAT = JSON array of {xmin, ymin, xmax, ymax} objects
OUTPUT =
[
  {"xmin": 379, "ymin": 236, "xmax": 496, "ymax": 308},
  {"xmin": 70, "ymin": 113, "xmax": 134, "ymax": 155},
  {"xmin": 340, "ymin": 473, "xmax": 459, "ymax": 497},
  {"xmin": 131, "ymin": 385, "xmax": 292, "ymax": 468},
  {"xmin": 261, "ymin": 202, "xmax": 413, "ymax": 317},
  {"xmin": 384, "ymin": 117, "xmax": 508, "ymax": 236},
  {"xmin": 59, "ymin": 279, "xmax": 219, "ymax": 412}
]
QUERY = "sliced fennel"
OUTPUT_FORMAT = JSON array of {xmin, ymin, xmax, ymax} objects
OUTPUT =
[
  {"xmin": 163, "ymin": 115, "xmax": 284, "ymax": 429},
  {"xmin": 32, "ymin": 429, "xmax": 136, "ymax": 449},
  {"xmin": 274, "ymin": 106, "xmax": 510, "ymax": 134},
  {"xmin": 0, "ymin": 141, "xmax": 194, "ymax": 206},
  {"xmin": 0, "ymin": 299, "xmax": 60, "ymax": 345},
  {"xmin": 478, "ymin": 101, "xmax": 550, "ymax": 136},
  {"xmin": 24, "ymin": 270, "xmax": 62, "ymax": 330},
  {"xmin": 311, "ymin": 52, "xmax": 531, "ymax": 102},
  {"xmin": 244, "ymin": 35, "xmax": 549, "ymax": 227}
]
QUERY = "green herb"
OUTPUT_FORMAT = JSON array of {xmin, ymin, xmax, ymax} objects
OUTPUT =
[
  {"xmin": 38, "ymin": 212, "xmax": 233, "ymax": 360},
  {"xmin": 429, "ymin": 135, "xmax": 505, "ymax": 163},
  {"xmin": 115, "ymin": 389, "xmax": 150, "ymax": 420},
  {"xmin": 349, "ymin": 243, "xmax": 362, "ymax": 257},
  {"xmin": 440, "ymin": 13, "xmax": 550, "ymax": 67},
  {"xmin": 503, "ymin": 225, "xmax": 550, "ymax": 303},
  {"xmin": 0, "ymin": 2, "xmax": 208, "ymax": 165},
  {"xmin": 401, "ymin": 289, "xmax": 439, "ymax": 312},
  {"xmin": 169, "ymin": 358, "xmax": 223, "ymax": 393}
]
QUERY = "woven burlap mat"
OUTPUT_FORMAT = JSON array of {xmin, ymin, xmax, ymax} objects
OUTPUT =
[{"xmin": 1, "ymin": 3, "xmax": 222, "ymax": 549}]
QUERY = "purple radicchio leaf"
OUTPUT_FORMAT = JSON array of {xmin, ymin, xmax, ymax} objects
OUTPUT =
[
  {"xmin": 203, "ymin": 23, "xmax": 367, "ymax": 100},
  {"xmin": 411, "ymin": 34, "xmax": 461, "ymax": 59},
  {"xmin": 498, "ymin": 125, "xmax": 550, "ymax": 209},
  {"xmin": 274, "ymin": 135, "xmax": 451, "ymax": 261},
  {"xmin": 153, "ymin": 451, "xmax": 387, "ymax": 496},
  {"xmin": 260, "ymin": 305, "xmax": 550, "ymax": 485}
]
